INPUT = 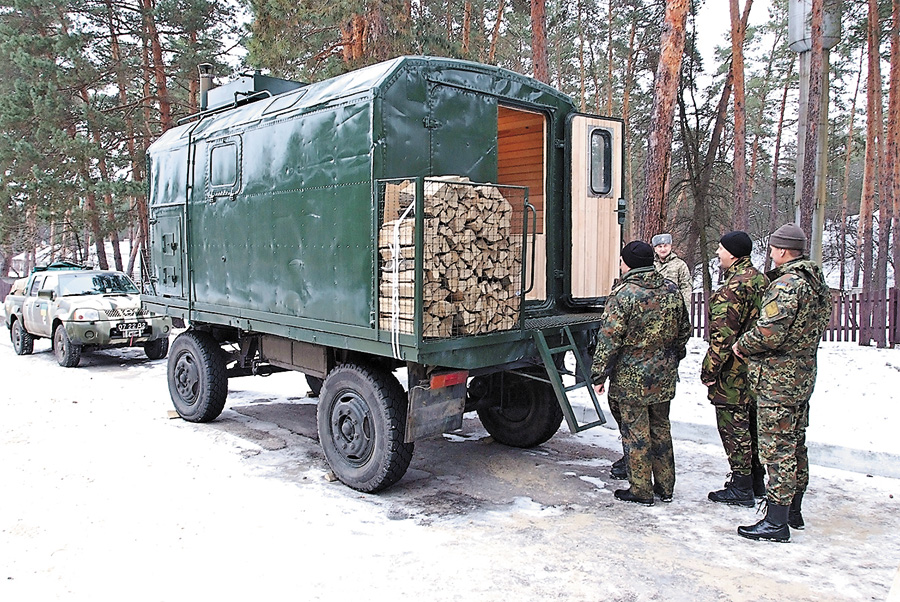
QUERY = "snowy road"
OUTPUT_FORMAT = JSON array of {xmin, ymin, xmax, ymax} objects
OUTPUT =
[{"xmin": 1, "ymin": 334, "xmax": 899, "ymax": 601}]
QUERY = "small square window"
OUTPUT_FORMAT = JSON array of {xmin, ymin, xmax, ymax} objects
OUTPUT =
[
  {"xmin": 590, "ymin": 129, "xmax": 612, "ymax": 196},
  {"xmin": 210, "ymin": 143, "xmax": 238, "ymax": 188}
]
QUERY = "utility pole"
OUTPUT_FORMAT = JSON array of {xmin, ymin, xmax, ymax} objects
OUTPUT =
[{"xmin": 788, "ymin": 0, "xmax": 840, "ymax": 264}]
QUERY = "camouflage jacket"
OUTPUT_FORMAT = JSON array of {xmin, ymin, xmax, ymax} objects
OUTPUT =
[
  {"xmin": 701, "ymin": 256, "xmax": 769, "ymax": 405},
  {"xmin": 735, "ymin": 258, "xmax": 831, "ymax": 406},
  {"xmin": 655, "ymin": 252, "xmax": 693, "ymax": 309},
  {"xmin": 591, "ymin": 266, "xmax": 692, "ymax": 406}
]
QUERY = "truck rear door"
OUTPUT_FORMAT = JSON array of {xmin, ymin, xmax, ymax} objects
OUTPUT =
[{"xmin": 567, "ymin": 114, "xmax": 624, "ymax": 304}]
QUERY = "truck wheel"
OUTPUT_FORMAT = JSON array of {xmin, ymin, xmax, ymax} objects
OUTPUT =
[
  {"xmin": 167, "ymin": 331, "xmax": 227, "ymax": 422},
  {"xmin": 317, "ymin": 364, "xmax": 413, "ymax": 493},
  {"xmin": 53, "ymin": 325, "xmax": 82, "ymax": 367},
  {"xmin": 144, "ymin": 337, "xmax": 170, "ymax": 360},
  {"xmin": 305, "ymin": 375, "xmax": 324, "ymax": 398},
  {"xmin": 11, "ymin": 320, "xmax": 34, "ymax": 355},
  {"xmin": 475, "ymin": 373, "xmax": 563, "ymax": 448}
]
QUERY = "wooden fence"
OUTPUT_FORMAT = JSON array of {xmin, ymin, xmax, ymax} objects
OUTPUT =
[{"xmin": 689, "ymin": 288, "xmax": 900, "ymax": 346}]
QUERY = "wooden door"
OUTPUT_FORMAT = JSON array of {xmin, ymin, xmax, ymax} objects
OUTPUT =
[{"xmin": 568, "ymin": 115, "xmax": 623, "ymax": 301}]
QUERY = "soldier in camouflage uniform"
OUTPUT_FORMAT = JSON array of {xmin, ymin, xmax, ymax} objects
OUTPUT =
[
  {"xmin": 652, "ymin": 233, "xmax": 693, "ymax": 310},
  {"xmin": 733, "ymin": 224, "xmax": 831, "ymax": 542},
  {"xmin": 701, "ymin": 231, "xmax": 769, "ymax": 507},
  {"xmin": 591, "ymin": 241, "xmax": 692, "ymax": 506}
]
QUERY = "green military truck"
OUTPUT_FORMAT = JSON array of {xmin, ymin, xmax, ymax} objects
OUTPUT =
[{"xmin": 143, "ymin": 56, "xmax": 625, "ymax": 492}]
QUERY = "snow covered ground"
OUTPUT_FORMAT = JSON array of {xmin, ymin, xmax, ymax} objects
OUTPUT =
[{"xmin": 1, "ymin": 333, "xmax": 899, "ymax": 601}]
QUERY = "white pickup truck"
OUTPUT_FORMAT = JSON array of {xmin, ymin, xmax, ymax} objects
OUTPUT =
[{"xmin": 4, "ymin": 262, "xmax": 172, "ymax": 367}]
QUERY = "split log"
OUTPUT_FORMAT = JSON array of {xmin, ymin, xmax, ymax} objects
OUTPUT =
[{"xmin": 378, "ymin": 177, "xmax": 524, "ymax": 338}]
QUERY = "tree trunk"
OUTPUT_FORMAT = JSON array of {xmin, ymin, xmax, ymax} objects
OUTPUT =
[
  {"xmin": 531, "ymin": 0, "xmax": 549, "ymax": 83},
  {"xmin": 765, "ymin": 58, "xmax": 795, "ymax": 272},
  {"xmin": 871, "ymin": 0, "xmax": 894, "ymax": 348},
  {"xmin": 463, "ymin": 1, "xmax": 472, "ymax": 55},
  {"xmin": 639, "ymin": 0, "xmax": 689, "ymax": 241},
  {"xmin": 142, "ymin": 0, "xmax": 172, "ymax": 132},
  {"xmin": 577, "ymin": 1, "xmax": 586, "ymax": 111},
  {"xmin": 488, "ymin": 0, "xmax": 505, "ymax": 63},
  {"xmin": 606, "ymin": 0, "xmax": 614, "ymax": 114},
  {"xmin": 681, "ymin": 69, "xmax": 733, "ymax": 297},
  {"xmin": 729, "ymin": 0, "xmax": 750, "ymax": 230},
  {"xmin": 622, "ymin": 19, "xmax": 638, "ymax": 240},
  {"xmin": 839, "ymin": 51, "xmax": 864, "ymax": 289},
  {"xmin": 859, "ymin": 9, "xmax": 878, "ymax": 301},
  {"xmin": 749, "ymin": 12, "xmax": 777, "ymax": 186},
  {"xmin": 798, "ymin": 0, "xmax": 825, "ymax": 240},
  {"xmin": 889, "ymin": 0, "xmax": 900, "ymax": 288}
]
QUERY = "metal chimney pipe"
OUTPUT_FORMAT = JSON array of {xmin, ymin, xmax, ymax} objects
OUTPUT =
[{"xmin": 198, "ymin": 63, "xmax": 213, "ymax": 111}]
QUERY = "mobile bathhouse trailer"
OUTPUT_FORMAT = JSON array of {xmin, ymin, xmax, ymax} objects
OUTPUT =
[{"xmin": 144, "ymin": 56, "xmax": 624, "ymax": 492}]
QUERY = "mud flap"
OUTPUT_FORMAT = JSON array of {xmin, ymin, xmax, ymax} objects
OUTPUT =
[{"xmin": 404, "ymin": 369, "xmax": 468, "ymax": 443}]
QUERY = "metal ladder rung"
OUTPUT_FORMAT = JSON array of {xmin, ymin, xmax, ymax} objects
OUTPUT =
[
  {"xmin": 533, "ymin": 327, "xmax": 606, "ymax": 434},
  {"xmin": 547, "ymin": 345, "xmax": 575, "ymax": 355}
]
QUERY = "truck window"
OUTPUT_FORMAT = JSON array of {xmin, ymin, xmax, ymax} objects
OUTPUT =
[
  {"xmin": 589, "ymin": 128, "xmax": 612, "ymax": 196},
  {"xmin": 28, "ymin": 275, "xmax": 45, "ymax": 296},
  {"xmin": 59, "ymin": 273, "xmax": 139, "ymax": 296},
  {"xmin": 42, "ymin": 274, "xmax": 59, "ymax": 293},
  {"xmin": 210, "ymin": 143, "xmax": 238, "ymax": 187}
]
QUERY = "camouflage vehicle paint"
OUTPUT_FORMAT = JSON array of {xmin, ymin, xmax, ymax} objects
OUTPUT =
[{"xmin": 5, "ymin": 265, "xmax": 172, "ymax": 367}]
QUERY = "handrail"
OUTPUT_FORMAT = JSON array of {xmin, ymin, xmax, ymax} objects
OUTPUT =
[{"xmin": 523, "ymin": 201, "xmax": 537, "ymax": 295}]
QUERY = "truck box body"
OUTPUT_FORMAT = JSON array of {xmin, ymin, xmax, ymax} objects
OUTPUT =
[
  {"xmin": 144, "ymin": 56, "xmax": 624, "ymax": 491},
  {"xmin": 145, "ymin": 57, "xmax": 622, "ymax": 369}
]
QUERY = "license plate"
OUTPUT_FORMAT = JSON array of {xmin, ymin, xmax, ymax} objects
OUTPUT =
[{"xmin": 119, "ymin": 322, "xmax": 146, "ymax": 337}]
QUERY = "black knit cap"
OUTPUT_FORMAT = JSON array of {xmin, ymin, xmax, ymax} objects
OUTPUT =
[
  {"xmin": 720, "ymin": 231, "xmax": 752, "ymax": 258},
  {"xmin": 621, "ymin": 241, "xmax": 654, "ymax": 269}
]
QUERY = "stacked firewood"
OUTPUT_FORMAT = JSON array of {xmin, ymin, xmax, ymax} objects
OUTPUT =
[{"xmin": 378, "ymin": 178, "xmax": 522, "ymax": 338}]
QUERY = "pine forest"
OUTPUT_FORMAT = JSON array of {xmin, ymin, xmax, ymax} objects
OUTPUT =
[{"xmin": 0, "ymin": 0, "xmax": 898, "ymax": 344}]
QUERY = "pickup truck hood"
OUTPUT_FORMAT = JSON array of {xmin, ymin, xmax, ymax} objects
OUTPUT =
[{"xmin": 62, "ymin": 294, "xmax": 146, "ymax": 316}]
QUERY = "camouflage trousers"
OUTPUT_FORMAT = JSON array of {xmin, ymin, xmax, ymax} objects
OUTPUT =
[
  {"xmin": 713, "ymin": 401, "xmax": 762, "ymax": 476},
  {"xmin": 757, "ymin": 400, "xmax": 810, "ymax": 506},
  {"xmin": 608, "ymin": 399, "xmax": 625, "ymax": 456},
  {"xmin": 617, "ymin": 401, "xmax": 675, "ymax": 499}
]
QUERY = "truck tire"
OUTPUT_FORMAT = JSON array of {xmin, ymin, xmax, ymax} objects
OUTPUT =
[
  {"xmin": 144, "ymin": 337, "xmax": 170, "ymax": 360},
  {"xmin": 167, "ymin": 331, "xmax": 228, "ymax": 422},
  {"xmin": 305, "ymin": 375, "xmax": 324, "ymax": 398},
  {"xmin": 475, "ymin": 373, "xmax": 563, "ymax": 448},
  {"xmin": 317, "ymin": 364, "xmax": 414, "ymax": 493},
  {"xmin": 53, "ymin": 325, "xmax": 82, "ymax": 367},
  {"xmin": 11, "ymin": 319, "xmax": 34, "ymax": 355}
]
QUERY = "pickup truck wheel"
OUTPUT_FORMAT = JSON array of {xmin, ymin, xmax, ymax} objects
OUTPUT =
[
  {"xmin": 317, "ymin": 364, "xmax": 413, "ymax": 493},
  {"xmin": 167, "ymin": 331, "xmax": 227, "ymax": 422},
  {"xmin": 11, "ymin": 320, "xmax": 34, "ymax": 355},
  {"xmin": 475, "ymin": 373, "xmax": 563, "ymax": 448},
  {"xmin": 53, "ymin": 325, "xmax": 82, "ymax": 367},
  {"xmin": 144, "ymin": 337, "xmax": 170, "ymax": 360}
]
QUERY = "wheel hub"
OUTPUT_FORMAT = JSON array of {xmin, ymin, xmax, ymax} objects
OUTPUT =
[
  {"xmin": 173, "ymin": 352, "xmax": 200, "ymax": 404},
  {"xmin": 330, "ymin": 392, "xmax": 372, "ymax": 465}
]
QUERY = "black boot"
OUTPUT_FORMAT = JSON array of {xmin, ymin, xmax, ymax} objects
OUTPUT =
[
  {"xmin": 614, "ymin": 488, "xmax": 654, "ymax": 506},
  {"xmin": 788, "ymin": 492, "xmax": 805, "ymax": 530},
  {"xmin": 610, "ymin": 456, "xmax": 627, "ymax": 480},
  {"xmin": 709, "ymin": 473, "xmax": 755, "ymax": 507},
  {"xmin": 751, "ymin": 465, "xmax": 767, "ymax": 498},
  {"xmin": 737, "ymin": 502, "xmax": 790, "ymax": 542}
]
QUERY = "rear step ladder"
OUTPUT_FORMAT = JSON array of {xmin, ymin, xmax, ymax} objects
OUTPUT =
[{"xmin": 532, "ymin": 326, "xmax": 606, "ymax": 433}]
